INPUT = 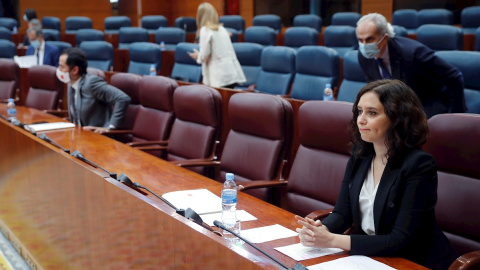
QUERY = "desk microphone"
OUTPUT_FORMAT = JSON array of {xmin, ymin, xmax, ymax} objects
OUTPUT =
[
  {"xmin": 213, "ymin": 220, "xmax": 308, "ymax": 270},
  {"xmin": 71, "ymin": 150, "xmax": 117, "ymax": 179},
  {"xmin": 0, "ymin": 113, "xmax": 22, "ymax": 128},
  {"xmin": 38, "ymin": 133, "xmax": 71, "ymax": 153}
]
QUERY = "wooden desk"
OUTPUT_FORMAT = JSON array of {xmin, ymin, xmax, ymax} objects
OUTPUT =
[{"xmin": 0, "ymin": 105, "xmax": 426, "ymax": 270}]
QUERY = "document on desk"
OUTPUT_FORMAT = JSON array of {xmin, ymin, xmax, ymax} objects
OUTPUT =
[
  {"xmin": 307, "ymin": 255, "xmax": 397, "ymax": 270},
  {"xmin": 241, "ymin": 224, "xmax": 298, "ymax": 243},
  {"xmin": 14, "ymin": 55, "xmax": 37, "ymax": 68},
  {"xmin": 162, "ymin": 189, "xmax": 222, "ymax": 215},
  {"xmin": 200, "ymin": 210, "xmax": 257, "ymax": 226},
  {"xmin": 274, "ymin": 243, "xmax": 343, "ymax": 261},
  {"xmin": 25, "ymin": 122, "xmax": 76, "ymax": 133}
]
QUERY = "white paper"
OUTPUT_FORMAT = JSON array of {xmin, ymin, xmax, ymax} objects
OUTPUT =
[
  {"xmin": 14, "ymin": 55, "xmax": 37, "ymax": 68},
  {"xmin": 162, "ymin": 189, "xmax": 222, "ymax": 215},
  {"xmin": 25, "ymin": 122, "xmax": 75, "ymax": 132},
  {"xmin": 200, "ymin": 210, "xmax": 257, "ymax": 226},
  {"xmin": 241, "ymin": 224, "xmax": 298, "ymax": 243},
  {"xmin": 307, "ymin": 255, "xmax": 397, "ymax": 270},
  {"xmin": 274, "ymin": 243, "xmax": 343, "ymax": 261}
]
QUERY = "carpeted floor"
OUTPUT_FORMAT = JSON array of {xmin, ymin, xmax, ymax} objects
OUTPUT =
[{"xmin": 0, "ymin": 232, "xmax": 30, "ymax": 270}]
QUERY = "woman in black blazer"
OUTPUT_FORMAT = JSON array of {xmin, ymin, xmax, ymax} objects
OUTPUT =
[{"xmin": 296, "ymin": 80, "xmax": 458, "ymax": 270}]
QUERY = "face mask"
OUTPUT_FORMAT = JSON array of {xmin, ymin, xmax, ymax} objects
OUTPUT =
[
  {"xmin": 30, "ymin": 40, "xmax": 40, "ymax": 49},
  {"xmin": 359, "ymin": 35, "xmax": 386, "ymax": 59},
  {"xmin": 23, "ymin": 14, "xmax": 28, "ymax": 22},
  {"xmin": 56, "ymin": 68, "xmax": 71, "ymax": 83}
]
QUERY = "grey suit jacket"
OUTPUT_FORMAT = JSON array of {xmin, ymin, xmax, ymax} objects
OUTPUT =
[{"xmin": 68, "ymin": 74, "xmax": 131, "ymax": 128}]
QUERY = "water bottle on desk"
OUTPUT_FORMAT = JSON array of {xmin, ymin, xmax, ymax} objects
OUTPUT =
[
  {"xmin": 160, "ymin": 41, "xmax": 166, "ymax": 51},
  {"xmin": 323, "ymin": 83, "xmax": 333, "ymax": 101},
  {"xmin": 7, "ymin": 98, "xmax": 16, "ymax": 121},
  {"xmin": 221, "ymin": 173, "xmax": 241, "ymax": 243},
  {"xmin": 149, "ymin": 64, "xmax": 156, "ymax": 76}
]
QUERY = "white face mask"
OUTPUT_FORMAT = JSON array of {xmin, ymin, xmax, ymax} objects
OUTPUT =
[
  {"xmin": 359, "ymin": 34, "xmax": 386, "ymax": 59},
  {"xmin": 56, "ymin": 68, "xmax": 70, "ymax": 83}
]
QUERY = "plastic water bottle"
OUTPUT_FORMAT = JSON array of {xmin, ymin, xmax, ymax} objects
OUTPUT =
[
  {"xmin": 13, "ymin": 26, "xmax": 18, "ymax": 34},
  {"xmin": 160, "ymin": 41, "xmax": 166, "ymax": 51},
  {"xmin": 323, "ymin": 83, "xmax": 333, "ymax": 101},
  {"xmin": 221, "ymin": 173, "xmax": 238, "ymax": 241},
  {"xmin": 7, "ymin": 98, "xmax": 16, "ymax": 121},
  {"xmin": 149, "ymin": 64, "xmax": 156, "ymax": 76}
]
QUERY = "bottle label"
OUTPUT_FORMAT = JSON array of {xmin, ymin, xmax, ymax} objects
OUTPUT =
[
  {"xmin": 222, "ymin": 189, "xmax": 237, "ymax": 204},
  {"xmin": 7, "ymin": 108, "xmax": 16, "ymax": 116}
]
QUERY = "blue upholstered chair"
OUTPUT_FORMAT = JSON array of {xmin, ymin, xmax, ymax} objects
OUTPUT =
[
  {"xmin": 284, "ymin": 27, "xmax": 318, "ymax": 49},
  {"xmin": 331, "ymin": 12, "xmax": 361, "ymax": 27},
  {"xmin": 392, "ymin": 9, "xmax": 418, "ymax": 34},
  {"xmin": 0, "ymin": 18, "xmax": 17, "ymax": 31},
  {"xmin": 417, "ymin": 24, "xmax": 463, "ymax": 51},
  {"xmin": 128, "ymin": 42, "xmax": 162, "ymax": 75},
  {"xmin": 65, "ymin": 16, "xmax": 92, "ymax": 34},
  {"xmin": 141, "ymin": 15, "xmax": 168, "ymax": 34},
  {"xmin": 436, "ymin": 51, "xmax": 480, "ymax": 114},
  {"xmin": 0, "ymin": 27, "xmax": 11, "ymax": 41},
  {"xmin": 392, "ymin": 25, "xmax": 408, "ymax": 37},
  {"xmin": 75, "ymin": 29, "xmax": 104, "ymax": 46},
  {"xmin": 79, "ymin": 41, "xmax": 113, "ymax": 71},
  {"xmin": 43, "ymin": 29, "xmax": 60, "ymax": 41},
  {"xmin": 175, "ymin": 17, "xmax": 196, "ymax": 33},
  {"xmin": 104, "ymin": 16, "xmax": 132, "ymax": 34},
  {"xmin": 244, "ymin": 26, "xmax": 276, "ymax": 46},
  {"xmin": 219, "ymin": 15, "xmax": 245, "ymax": 33},
  {"xmin": 290, "ymin": 46, "xmax": 340, "ymax": 100},
  {"xmin": 418, "ymin": 9, "xmax": 453, "ymax": 26},
  {"xmin": 154, "ymin": 27, "xmax": 186, "ymax": 51},
  {"xmin": 42, "ymin": 16, "xmax": 61, "ymax": 32},
  {"xmin": 323, "ymin": 25, "xmax": 357, "ymax": 58},
  {"xmin": 225, "ymin": 27, "xmax": 240, "ymax": 43},
  {"xmin": 254, "ymin": 46, "xmax": 296, "ymax": 95},
  {"xmin": 46, "ymin": 41, "xmax": 72, "ymax": 53},
  {"xmin": 476, "ymin": 27, "xmax": 480, "ymax": 51},
  {"xmin": 293, "ymin": 14, "xmax": 322, "ymax": 32},
  {"xmin": 118, "ymin": 27, "xmax": 149, "ymax": 49},
  {"xmin": 253, "ymin": 14, "xmax": 282, "ymax": 33},
  {"xmin": 232, "ymin": 42, "xmax": 263, "ymax": 89},
  {"xmin": 0, "ymin": 40, "xmax": 16, "ymax": 59},
  {"xmin": 337, "ymin": 50, "xmax": 367, "ymax": 102},
  {"xmin": 171, "ymin": 42, "xmax": 202, "ymax": 83},
  {"xmin": 461, "ymin": 6, "xmax": 480, "ymax": 34}
]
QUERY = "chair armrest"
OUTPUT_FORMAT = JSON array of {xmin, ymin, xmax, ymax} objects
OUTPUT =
[
  {"xmin": 306, "ymin": 209, "xmax": 333, "ymax": 221},
  {"xmin": 127, "ymin": 140, "xmax": 168, "ymax": 147},
  {"xmin": 237, "ymin": 180, "xmax": 288, "ymax": 191},
  {"xmin": 449, "ymin": 250, "xmax": 480, "ymax": 270},
  {"xmin": 276, "ymin": 94, "xmax": 291, "ymax": 98},
  {"xmin": 97, "ymin": 129, "xmax": 133, "ymax": 135},
  {"xmin": 136, "ymin": 145, "xmax": 168, "ymax": 151},
  {"xmin": 45, "ymin": 109, "xmax": 69, "ymax": 117},
  {"xmin": 172, "ymin": 159, "xmax": 220, "ymax": 168}
]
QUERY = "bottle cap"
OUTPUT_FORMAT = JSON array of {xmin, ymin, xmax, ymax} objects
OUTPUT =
[
  {"xmin": 8, "ymin": 98, "xmax": 14, "ymax": 102},
  {"xmin": 226, "ymin": 173, "xmax": 234, "ymax": 181},
  {"xmin": 325, "ymin": 83, "xmax": 331, "ymax": 88}
]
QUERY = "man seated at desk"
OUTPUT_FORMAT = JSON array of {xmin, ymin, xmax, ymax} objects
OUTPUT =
[
  {"xmin": 57, "ymin": 47, "xmax": 131, "ymax": 132},
  {"xmin": 25, "ymin": 27, "xmax": 60, "ymax": 67}
]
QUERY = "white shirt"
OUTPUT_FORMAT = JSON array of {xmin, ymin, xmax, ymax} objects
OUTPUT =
[
  {"xmin": 359, "ymin": 160, "xmax": 379, "ymax": 235},
  {"xmin": 35, "ymin": 40, "xmax": 46, "ymax": 66}
]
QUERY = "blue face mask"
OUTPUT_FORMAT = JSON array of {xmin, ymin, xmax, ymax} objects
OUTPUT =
[
  {"xmin": 359, "ymin": 35, "xmax": 386, "ymax": 59},
  {"xmin": 30, "ymin": 40, "xmax": 40, "ymax": 49}
]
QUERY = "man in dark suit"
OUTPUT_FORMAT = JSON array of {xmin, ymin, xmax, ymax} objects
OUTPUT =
[
  {"xmin": 356, "ymin": 13, "xmax": 466, "ymax": 117},
  {"xmin": 26, "ymin": 27, "xmax": 60, "ymax": 67},
  {"xmin": 57, "ymin": 48, "xmax": 131, "ymax": 132}
]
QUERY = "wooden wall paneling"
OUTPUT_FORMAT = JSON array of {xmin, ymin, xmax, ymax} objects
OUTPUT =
[
  {"xmin": 118, "ymin": 0, "xmax": 139, "ymax": 26},
  {"xmin": 240, "ymin": 0, "xmax": 254, "ymax": 28},
  {"xmin": 141, "ymin": 0, "xmax": 173, "ymax": 26},
  {"xmin": 170, "ymin": 0, "xmax": 224, "ymax": 21},
  {"xmin": 361, "ymin": 0, "xmax": 394, "ymax": 22}
]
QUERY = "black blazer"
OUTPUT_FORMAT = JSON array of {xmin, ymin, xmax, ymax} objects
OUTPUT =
[
  {"xmin": 358, "ymin": 36, "xmax": 466, "ymax": 117},
  {"xmin": 322, "ymin": 148, "xmax": 458, "ymax": 270}
]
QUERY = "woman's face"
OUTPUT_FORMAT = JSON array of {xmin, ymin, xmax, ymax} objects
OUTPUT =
[{"xmin": 356, "ymin": 91, "xmax": 391, "ymax": 145}]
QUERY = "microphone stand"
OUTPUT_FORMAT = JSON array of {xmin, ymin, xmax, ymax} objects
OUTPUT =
[
  {"xmin": 38, "ymin": 133, "xmax": 70, "ymax": 153},
  {"xmin": 71, "ymin": 150, "xmax": 117, "ymax": 179}
]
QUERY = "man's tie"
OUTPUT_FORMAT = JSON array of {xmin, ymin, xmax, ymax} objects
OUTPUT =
[
  {"xmin": 36, "ymin": 49, "xmax": 39, "ymax": 65},
  {"xmin": 375, "ymin": 58, "xmax": 392, "ymax": 79}
]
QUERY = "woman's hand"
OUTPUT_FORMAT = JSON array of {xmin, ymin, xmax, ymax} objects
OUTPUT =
[
  {"xmin": 188, "ymin": 48, "xmax": 199, "ymax": 61},
  {"xmin": 295, "ymin": 215, "xmax": 334, "ymax": 248}
]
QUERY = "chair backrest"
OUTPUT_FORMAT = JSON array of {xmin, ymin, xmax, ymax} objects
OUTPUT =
[
  {"xmin": 224, "ymin": 27, "xmax": 240, "ymax": 43},
  {"xmin": 75, "ymin": 29, "xmax": 105, "ymax": 46},
  {"xmin": 43, "ymin": 29, "xmax": 60, "ymax": 41},
  {"xmin": 232, "ymin": 42, "xmax": 263, "ymax": 88},
  {"xmin": 337, "ymin": 50, "xmax": 367, "ymax": 102},
  {"xmin": 141, "ymin": 15, "xmax": 168, "ymax": 33},
  {"xmin": 104, "ymin": 16, "xmax": 132, "ymax": 34},
  {"xmin": 0, "ymin": 26, "xmax": 11, "ymax": 41},
  {"xmin": 255, "ymin": 46, "xmax": 296, "ymax": 95},
  {"xmin": 435, "ymin": 51, "xmax": 480, "ymax": 114},
  {"xmin": 244, "ymin": 26, "xmax": 276, "ymax": 46},
  {"xmin": 284, "ymin": 27, "xmax": 318, "ymax": 49},
  {"xmin": 79, "ymin": 41, "xmax": 113, "ymax": 71},
  {"xmin": 392, "ymin": 9, "xmax": 418, "ymax": 32},
  {"xmin": 128, "ymin": 42, "xmax": 162, "ymax": 75},
  {"xmin": 418, "ymin": 8, "xmax": 454, "ymax": 26},
  {"xmin": 45, "ymin": 41, "xmax": 72, "ymax": 54},
  {"xmin": 253, "ymin": 14, "xmax": 282, "ymax": 33},
  {"xmin": 110, "ymin": 72, "xmax": 142, "ymax": 131},
  {"xmin": 65, "ymin": 16, "xmax": 92, "ymax": 33},
  {"xmin": 0, "ymin": 40, "xmax": 16, "ymax": 59},
  {"xmin": 287, "ymin": 101, "xmax": 353, "ymax": 216},
  {"xmin": 323, "ymin": 25, "xmax": 357, "ymax": 57},
  {"xmin": 154, "ymin": 27, "xmax": 186, "ymax": 51},
  {"xmin": 0, "ymin": 59, "xmax": 20, "ymax": 100},
  {"xmin": 167, "ymin": 85, "xmax": 222, "ymax": 165},
  {"xmin": 220, "ymin": 92, "xmax": 293, "ymax": 202},
  {"xmin": 171, "ymin": 42, "xmax": 202, "ymax": 83},
  {"xmin": 0, "ymin": 18, "xmax": 17, "ymax": 31},
  {"xmin": 25, "ymin": 65, "xmax": 63, "ymax": 110},
  {"xmin": 118, "ymin": 27, "xmax": 149, "ymax": 49},
  {"xmin": 86, "ymin": 67, "xmax": 106, "ymax": 79},
  {"xmin": 392, "ymin": 25, "xmax": 408, "ymax": 37},
  {"xmin": 416, "ymin": 24, "xmax": 463, "ymax": 51},
  {"xmin": 219, "ymin": 15, "xmax": 245, "ymax": 33},
  {"xmin": 293, "ymin": 14, "xmax": 322, "ymax": 32},
  {"xmin": 423, "ymin": 113, "xmax": 480, "ymax": 255},
  {"xmin": 174, "ymin": 17, "xmax": 197, "ymax": 33},
  {"xmin": 291, "ymin": 46, "xmax": 340, "ymax": 100},
  {"xmin": 42, "ymin": 16, "xmax": 61, "ymax": 31},
  {"xmin": 461, "ymin": 6, "xmax": 480, "ymax": 34},
  {"xmin": 331, "ymin": 12, "xmax": 361, "ymax": 27}
]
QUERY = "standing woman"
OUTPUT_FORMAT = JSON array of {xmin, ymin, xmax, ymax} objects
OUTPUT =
[
  {"xmin": 296, "ymin": 80, "xmax": 458, "ymax": 270},
  {"xmin": 188, "ymin": 2, "xmax": 246, "ymax": 88}
]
